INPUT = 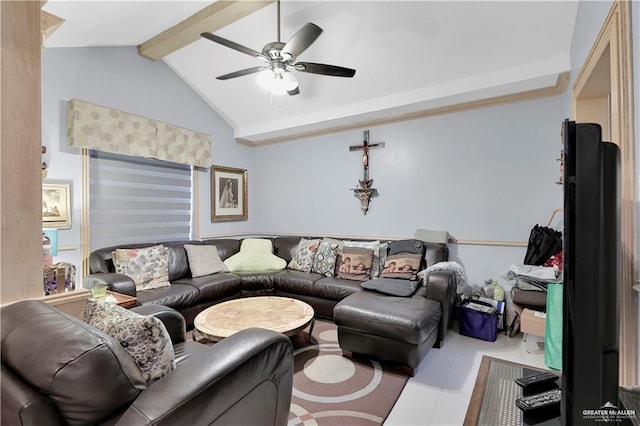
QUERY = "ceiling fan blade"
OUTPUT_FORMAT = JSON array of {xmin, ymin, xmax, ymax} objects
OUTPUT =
[
  {"xmin": 216, "ymin": 66, "xmax": 268, "ymax": 80},
  {"xmin": 201, "ymin": 32, "xmax": 269, "ymax": 62},
  {"xmin": 295, "ymin": 62, "xmax": 356, "ymax": 78},
  {"xmin": 287, "ymin": 86, "xmax": 300, "ymax": 96},
  {"xmin": 281, "ymin": 23, "xmax": 323, "ymax": 60}
]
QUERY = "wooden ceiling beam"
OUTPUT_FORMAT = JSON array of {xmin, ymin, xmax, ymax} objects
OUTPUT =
[{"xmin": 138, "ymin": 0, "xmax": 274, "ymax": 61}]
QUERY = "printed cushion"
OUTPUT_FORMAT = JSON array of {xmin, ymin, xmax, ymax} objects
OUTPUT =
[
  {"xmin": 342, "ymin": 240, "xmax": 387, "ymax": 278},
  {"xmin": 224, "ymin": 239, "xmax": 287, "ymax": 272},
  {"xmin": 380, "ymin": 253, "xmax": 422, "ymax": 280},
  {"xmin": 84, "ymin": 299, "xmax": 175, "ymax": 384},
  {"xmin": 113, "ymin": 245, "xmax": 170, "ymax": 291},
  {"xmin": 184, "ymin": 244, "xmax": 229, "ymax": 277},
  {"xmin": 311, "ymin": 238, "xmax": 342, "ymax": 277},
  {"xmin": 337, "ymin": 247, "xmax": 374, "ymax": 281},
  {"xmin": 288, "ymin": 238, "xmax": 321, "ymax": 273},
  {"xmin": 361, "ymin": 278, "xmax": 419, "ymax": 297}
]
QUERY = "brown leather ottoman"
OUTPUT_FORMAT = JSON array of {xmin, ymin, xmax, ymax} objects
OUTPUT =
[{"xmin": 333, "ymin": 291, "xmax": 442, "ymax": 375}]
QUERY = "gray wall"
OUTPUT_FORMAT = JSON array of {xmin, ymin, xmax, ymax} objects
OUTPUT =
[
  {"xmin": 253, "ymin": 95, "xmax": 565, "ymax": 289},
  {"xmin": 41, "ymin": 46, "xmax": 254, "ymax": 270}
]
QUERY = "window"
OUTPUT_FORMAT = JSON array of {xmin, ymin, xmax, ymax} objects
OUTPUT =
[{"xmin": 89, "ymin": 151, "xmax": 192, "ymax": 249}]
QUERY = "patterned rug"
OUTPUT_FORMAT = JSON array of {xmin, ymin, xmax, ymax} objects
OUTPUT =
[{"xmin": 287, "ymin": 320, "xmax": 409, "ymax": 426}]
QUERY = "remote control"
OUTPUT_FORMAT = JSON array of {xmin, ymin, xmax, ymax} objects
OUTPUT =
[
  {"xmin": 515, "ymin": 388, "xmax": 562, "ymax": 412},
  {"xmin": 515, "ymin": 372, "xmax": 559, "ymax": 389}
]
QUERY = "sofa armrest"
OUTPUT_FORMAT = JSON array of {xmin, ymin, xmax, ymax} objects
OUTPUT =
[
  {"xmin": 422, "ymin": 270, "xmax": 456, "ymax": 347},
  {"xmin": 131, "ymin": 304, "xmax": 186, "ymax": 344},
  {"xmin": 85, "ymin": 273, "xmax": 137, "ymax": 297},
  {"xmin": 115, "ymin": 328, "xmax": 294, "ymax": 426}
]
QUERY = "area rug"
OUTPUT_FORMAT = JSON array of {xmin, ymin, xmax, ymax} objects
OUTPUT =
[
  {"xmin": 463, "ymin": 355, "xmax": 558, "ymax": 426},
  {"xmin": 287, "ymin": 320, "xmax": 409, "ymax": 426}
]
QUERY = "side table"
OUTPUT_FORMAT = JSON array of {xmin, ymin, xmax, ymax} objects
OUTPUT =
[{"xmin": 105, "ymin": 290, "xmax": 137, "ymax": 308}]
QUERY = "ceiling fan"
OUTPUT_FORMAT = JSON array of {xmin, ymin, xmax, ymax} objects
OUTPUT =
[{"xmin": 200, "ymin": 0, "xmax": 356, "ymax": 96}]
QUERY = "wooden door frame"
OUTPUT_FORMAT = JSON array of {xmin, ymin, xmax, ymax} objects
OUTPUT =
[{"xmin": 572, "ymin": 0, "xmax": 637, "ymax": 386}]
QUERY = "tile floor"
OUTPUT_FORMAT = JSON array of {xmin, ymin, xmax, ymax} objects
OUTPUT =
[{"xmin": 385, "ymin": 328, "xmax": 549, "ymax": 425}]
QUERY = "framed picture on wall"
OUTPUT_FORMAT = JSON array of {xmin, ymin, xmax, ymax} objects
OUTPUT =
[
  {"xmin": 42, "ymin": 182, "xmax": 71, "ymax": 229},
  {"xmin": 211, "ymin": 165, "xmax": 247, "ymax": 222}
]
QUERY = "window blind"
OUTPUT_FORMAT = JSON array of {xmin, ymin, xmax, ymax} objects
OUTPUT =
[{"xmin": 90, "ymin": 151, "xmax": 192, "ymax": 249}]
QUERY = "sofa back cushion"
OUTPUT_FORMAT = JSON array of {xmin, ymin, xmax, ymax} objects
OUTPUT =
[
  {"xmin": 1, "ymin": 301, "xmax": 146, "ymax": 426},
  {"xmin": 201, "ymin": 238, "xmax": 241, "ymax": 261},
  {"xmin": 273, "ymin": 236, "xmax": 303, "ymax": 263},
  {"xmin": 90, "ymin": 240, "xmax": 199, "ymax": 282}
]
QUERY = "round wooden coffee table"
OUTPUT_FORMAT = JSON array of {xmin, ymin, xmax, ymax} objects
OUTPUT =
[{"xmin": 193, "ymin": 296, "xmax": 315, "ymax": 342}]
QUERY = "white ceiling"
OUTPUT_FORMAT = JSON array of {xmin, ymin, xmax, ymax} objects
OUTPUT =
[{"xmin": 42, "ymin": 1, "xmax": 578, "ymax": 145}]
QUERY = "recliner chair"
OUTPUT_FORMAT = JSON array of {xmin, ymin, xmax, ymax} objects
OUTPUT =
[{"xmin": 1, "ymin": 300, "xmax": 294, "ymax": 426}]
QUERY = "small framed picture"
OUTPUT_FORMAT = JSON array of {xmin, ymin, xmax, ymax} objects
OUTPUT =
[
  {"xmin": 42, "ymin": 182, "xmax": 71, "ymax": 229},
  {"xmin": 211, "ymin": 165, "xmax": 247, "ymax": 222}
]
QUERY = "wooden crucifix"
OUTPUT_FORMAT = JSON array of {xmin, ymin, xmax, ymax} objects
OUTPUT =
[{"xmin": 349, "ymin": 130, "xmax": 385, "ymax": 183}]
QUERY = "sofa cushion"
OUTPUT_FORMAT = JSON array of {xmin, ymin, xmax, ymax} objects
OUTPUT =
[
  {"xmin": 114, "ymin": 245, "xmax": 170, "ymax": 290},
  {"xmin": 84, "ymin": 300, "xmax": 176, "ymax": 384},
  {"xmin": 273, "ymin": 236, "xmax": 303, "ymax": 263},
  {"xmin": 234, "ymin": 271, "xmax": 280, "ymax": 291},
  {"xmin": 380, "ymin": 253, "xmax": 422, "ymax": 280},
  {"xmin": 337, "ymin": 247, "xmax": 374, "ymax": 282},
  {"xmin": 311, "ymin": 238, "xmax": 342, "ymax": 277},
  {"xmin": 342, "ymin": 240, "xmax": 387, "ymax": 278},
  {"xmin": 275, "ymin": 270, "xmax": 324, "ymax": 297},
  {"xmin": 1, "ymin": 301, "xmax": 146, "ymax": 426},
  {"xmin": 174, "ymin": 273, "xmax": 242, "ymax": 300},
  {"xmin": 224, "ymin": 239, "xmax": 287, "ymax": 272},
  {"xmin": 201, "ymin": 239, "xmax": 241, "ymax": 261},
  {"xmin": 159, "ymin": 240, "xmax": 199, "ymax": 281},
  {"xmin": 288, "ymin": 238, "xmax": 321, "ymax": 273},
  {"xmin": 361, "ymin": 278, "xmax": 419, "ymax": 297},
  {"xmin": 313, "ymin": 277, "xmax": 362, "ymax": 300},
  {"xmin": 135, "ymin": 283, "xmax": 200, "ymax": 309},
  {"xmin": 184, "ymin": 244, "xmax": 229, "ymax": 277}
]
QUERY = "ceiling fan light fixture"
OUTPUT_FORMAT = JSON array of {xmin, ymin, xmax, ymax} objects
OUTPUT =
[
  {"xmin": 256, "ymin": 69, "xmax": 275, "ymax": 90},
  {"xmin": 257, "ymin": 69, "xmax": 298, "ymax": 96},
  {"xmin": 281, "ymin": 71, "xmax": 299, "ymax": 91}
]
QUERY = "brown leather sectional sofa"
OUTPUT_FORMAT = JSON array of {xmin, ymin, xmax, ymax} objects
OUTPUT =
[{"xmin": 89, "ymin": 236, "xmax": 457, "ymax": 372}]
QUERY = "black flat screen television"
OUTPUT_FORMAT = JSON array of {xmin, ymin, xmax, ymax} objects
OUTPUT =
[{"xmin": 562, "ymin": 119, "xmax": 621, "ymax": 424}]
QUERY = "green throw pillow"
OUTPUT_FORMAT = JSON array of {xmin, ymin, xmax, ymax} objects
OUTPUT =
[{"xmin": 223, "ymin": 239, "xmax": 287, "ymax": 272}]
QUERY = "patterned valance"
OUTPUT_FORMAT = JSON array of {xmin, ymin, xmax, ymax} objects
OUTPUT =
[{"xmin": 66, "ymin": 99, "xmax": 211, "ymax": 168}]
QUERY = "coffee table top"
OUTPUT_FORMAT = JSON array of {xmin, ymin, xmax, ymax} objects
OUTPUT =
[{"xmin": 194, "ymin": 296, "xmax": 314, "ymax": 342}]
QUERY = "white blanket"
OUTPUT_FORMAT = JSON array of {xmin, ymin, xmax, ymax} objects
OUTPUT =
[{"xmin": 418, "ymin": 261, "xmax": 470, "ymax": 294}]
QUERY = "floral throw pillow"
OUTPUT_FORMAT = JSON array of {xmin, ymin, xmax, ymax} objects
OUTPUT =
[
  {"xmin": 114, "ymin": 245, "xmax": 170, "ymax": 291},
  {"xmin": 84, "ymin": 300, "xmax": 175, "ymax": 384},
  {"xmin": 337, "ymin": 247, "xmax": 374, "ymax": 281},
  {"xmin": 380, "ymin": 253, "xmax": 422, "ymax": 280},
  {"xmin": 311, "ymin": 238, "xmax": 342, "ymax": 277},
  {"xmin": 288, "ymin": 238, "xmax": 321, "ymax": 273}
]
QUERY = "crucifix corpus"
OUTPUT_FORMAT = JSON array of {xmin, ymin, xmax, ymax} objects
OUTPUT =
[
  {"xmin": 349, "ymin": 130, "xmax": 385, "ymax": 214},
  {"xmin": 349, "ymin": 130, "xmax": 385, "ymax": 185}
]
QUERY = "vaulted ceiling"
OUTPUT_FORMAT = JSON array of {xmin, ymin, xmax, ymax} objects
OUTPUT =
[{"xmin": 42, "ymin": 1, "xmax": 578, "ymax": 145}]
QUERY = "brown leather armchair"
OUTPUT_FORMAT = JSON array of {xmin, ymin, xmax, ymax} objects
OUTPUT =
[{"xmin": 1, "ymin": 300, "xmax": 293, "ymax": 426}]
